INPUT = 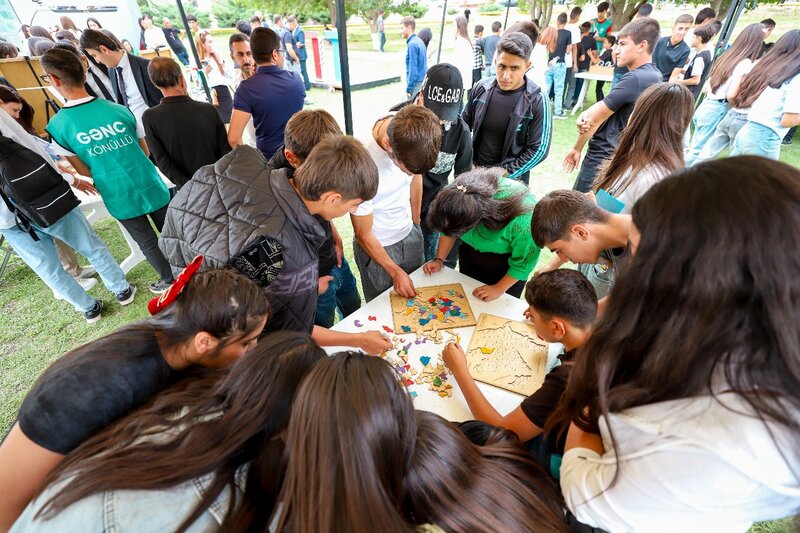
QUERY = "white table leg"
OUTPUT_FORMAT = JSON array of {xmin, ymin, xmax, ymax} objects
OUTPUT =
[{"xmin": 572, "ymin": 78, "xmax": 590, "ymax": 116}]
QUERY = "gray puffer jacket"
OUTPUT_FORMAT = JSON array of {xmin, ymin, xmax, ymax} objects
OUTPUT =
[{"xmin": 159, "ymin": 145, "xmax": 325, "ymax": 333}]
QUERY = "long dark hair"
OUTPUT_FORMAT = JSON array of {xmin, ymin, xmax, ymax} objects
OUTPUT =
[
  {"xmin": 731, "ymin": 29, "xmax": 800, "ymax": 108},
  {"xmin": 275, "ymin": 352, "xmax": 417, "ymax": 532},
  {"xmin": 455, "ymin": 14, "xmax": 471, "ymax": 44},
  {"xmin": 426, "ymin": 167, "xmax": 532, "ymax": 237},
  {"xmin": 0, "ymin": 85, "xmax": 35, "ymax": 134},
  {"xmin": 594, "ymin": 83, "xmax": 693, "ymax": 195},
  {"xmin": 28, "ymin": 25, "xmax": 54, "ymax": 42},
  {"xmin": 403, "ymin": 412, "xmax": 567, "ymax": 532},
  {"xmin": 38, "ymin": 331, "xmax": 324, "ymax": 532},
  {"xmin": 708, "ymin": 23, "xmax": 764, "ymax": 93},
  {"xmin": 35, "ymin": 269, "xmax": 270, "ymax": 388},
  {"xmin": 85, "ymin": 17, "xmax": 102, "ymax": 29},
  {"xmin": 558, "ymin": 156, "xmax": 800, "ymax": 482}
]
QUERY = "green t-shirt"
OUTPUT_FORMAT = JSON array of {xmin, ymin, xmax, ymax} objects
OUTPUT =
[
  {"xmin": 591, "ymin": 17, "xmax": 613, "ymax": 52},
  {"xmin": 47, "ymin": 98, "xmax": 169, "ymax": 220},
  {"xmin": 460, "ymin": 177, "xmax": 541, "ymax": 281}
]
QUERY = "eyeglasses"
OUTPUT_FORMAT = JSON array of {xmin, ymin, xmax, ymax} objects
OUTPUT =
[{"xmin": 40, "ymin": 74, "xmax": 50, "ymax": 84}]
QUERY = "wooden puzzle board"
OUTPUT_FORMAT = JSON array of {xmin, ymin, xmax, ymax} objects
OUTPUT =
[
  {"xmin": 466, "ymin": 313, "xmax": 548, "ymax": 396},
  {"xmin": 390, "ymin": 283, "xmax": 476, "ymax": 333}
]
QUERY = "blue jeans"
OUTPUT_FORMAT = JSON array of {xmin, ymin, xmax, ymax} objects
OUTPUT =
[
  {"xmin": 611, "ymin": 69, "xmax": 625, "ymax": 89},
  {"xmin": 176, "ymin": 50, "xmax": 189, "ymax": 66},
  {"xmin": 544, "ymin": 62, "xmax": 567, "ymax": 115},
  {"xmin": 379, "ymin": 31, "xmax": 386, "ymax": 52},
  {"xmin": 693, "ymin": 109, "xmax": 748, "ymax": 164},
  {"xmin": 685, "ymin": 98, "xmax": 728, "ymax": 166},
  {"xmin": 0, "ymin": 208, "xmax": 129, "ymax": 312},
  {"xmin": 299, "ymin": 59, "xmax": 311, "ymax": 90},
  {"xmin": 314, "ymin": 257, "xmax": 362, "ymax": 328},
  {"xmin": 421, "ymin": 223, "xmax": 459, "ymax": 268},
  {"xmin": 731, "ymin": 121, "xmax": 782, "ymax": 160}
]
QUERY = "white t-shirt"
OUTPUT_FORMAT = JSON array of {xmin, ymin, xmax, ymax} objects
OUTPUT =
[
  {"xmin": 707, "ymin": 58, "xmax": 753, "ymax": 100},
  {"xmin": 561, "ymin": 392, "xmax": 800, "ymax": 533},
  {"xmin": 528, "ymin": 44, "xmax": 549, "ymax": 92},
  {"xmin": 747, "ymin": 73, "xmax": 800, "ymax": 138},
  {"xmin": 144, "ymin": 27, "xmax": 168, "ymax": 49},
  {"xmin": 564, "ymin": 23, "xmax": 581, "ymax": 67},
  {"xmin": 609, "ymin": 165, "xmax": 671, "ymax": 214},
  {"xmin": 354, "ymin": 135, "xmax": 413, "ymax": 247}
]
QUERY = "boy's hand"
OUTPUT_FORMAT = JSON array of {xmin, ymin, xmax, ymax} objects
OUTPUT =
[
  {"xmin": 392, "ymin": 270, "xmax": 417, "ymax": 298},
  {"xmin": 563, "ymin": 149, "xmax": 582, "ymax": 173},
  {"xmin": 423, "ymin": 259, "xmax": 443, "ymax": 275},
  {"xmin": 318, "ymin": 275, "xmax": 333, "ymax": 295},
  {"xmin": 357, "ymin": 331, "xmax": 393, "ymax": 355},
  {"xmin": 473, "ymin": 283, "xmax": 504, "ymax": 301},
  {"xmin": 442, "ymin": 342, "xmax": 467, "ymax": 372}
]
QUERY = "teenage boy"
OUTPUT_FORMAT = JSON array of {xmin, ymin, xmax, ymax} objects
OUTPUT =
[
  {"xmin": 442, "ymin": 269, "xmax": 597, "ymax": 477},
  {"xmin": 187, "ymin": 14, "xmax": 200, "ymax": 34},
  {"xmin": 472, "ymin": 25, "xmax": 485, "ymax": 89},
  {"xmin": 401, "ymin": 16, "xmax": 427, "ymax": 98},
  {"xmin": 463, "ymin": 32, "xmax": 551, "ymax": 185},
  {"xmin": 228, "ymin": 27, "xmax": 304, "ymax": 160},
  {"xmin": 142, "ymin": 57, "xmax": 230, "ymax": 190},
  {"xmin": 590, "ymin": 2, "xmax": 613, "ymax": 53},
  {"xmin": 653, "ymin": 15, "xmax": 692, "ymax": 82},
  {"xmin": 267, "ymin": 109, "xmax": 362, "ymax": 329},
  {"xmin": 563, "ymin": 7, "xmax": 582, "ymax": 111},
  {"xmin": 574, "ymin": 22, "xmax": 596, "ymax": 104},
  {"xmin": 564, "ymin": 18, "xmax": 662, "ymax": 192},
  {"xmin": 352, "ymin": 105, "xmax": 442, "ymax": 301},
  {"xmin": 594, "ymin": 35, "xmax": 615, "ymax": 102},
  {"xmin": 478, "ymin": 21, "xmax": 502, "ymax": 78},
  {"xmin": 531, "ymin": 189, "xmax": 631, "ymax": 298},
  {"xmin": 673, "ymin": 23, "xmax": 716, "ymax": 100},
  {"xmin": 684, "ymin": 7, "xmax": 715, "ymax": 47},
  {"xmin": 547, "ymin": 13, "xmax": 573, "ymax": 119},
  {"xmin": 80, "ymin": 29, "xmax": 161, "ymax": 129},
  {"xmin": 40, "ymin": 48, "xmax": 175, "ymax": 295},
  {"xmin": 391, "ymin": 63, "xmax": 473, "ymax": 264},
  {"xmin": 160, "ymin": 136, "xmax": 392, "ymax": 355}
]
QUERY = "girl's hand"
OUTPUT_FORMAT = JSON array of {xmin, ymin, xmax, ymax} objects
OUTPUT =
[{"xmin": 442, "ymin": 342, "xmax": 467, "ymax": 372}]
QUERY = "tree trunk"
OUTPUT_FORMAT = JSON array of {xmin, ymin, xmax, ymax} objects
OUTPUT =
[
  {"xmin": 543, "ymin": 0, "xmax": 553, "ymax": 28},
  {"xmin": 327, "ymin": 0, "xmax": 337, "ymax": 27},
  {"xmin": 368, "ymin": 10, "xmax": 378, "ymax": 33},
  {"xmin": 610, "ymin": 0, "xmax": 647, "ymax": 30}
]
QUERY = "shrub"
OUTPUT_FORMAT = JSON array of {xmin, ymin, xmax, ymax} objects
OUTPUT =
[
  {"xmin": 478, "ymin": 3, "xmax": 504, "ymax": 12},
  {"xmin": 211, "ymin": 0, "xmax": 251, "ymax": 28}
]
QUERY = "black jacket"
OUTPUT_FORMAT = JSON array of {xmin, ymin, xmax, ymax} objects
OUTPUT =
[
  {"xmin": 462, "ymin": 76, "xmax": 552, "ymax": 184},
  {"xmin": 160, "ymin": 146, "xmax": 325, "ymax": 333},
  {"xmin": 109, "ymin": 53, "xmax": 162, "ymax": 108},
  {"xmin": 142, "ymin": 96, "xmax": 230, "ymax": 189}
]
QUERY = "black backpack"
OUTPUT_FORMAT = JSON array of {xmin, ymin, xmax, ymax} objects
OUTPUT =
[{"xmin": 0, "ymin": 134, "xmax": 80, "ymax": 240}]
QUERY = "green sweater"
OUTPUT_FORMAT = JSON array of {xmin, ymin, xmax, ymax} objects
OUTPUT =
[{"xmin": 461, "ymin": 178, "xmax": 540, "ymax": 281}]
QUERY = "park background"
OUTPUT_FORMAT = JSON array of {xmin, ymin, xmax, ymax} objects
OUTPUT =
[{"xmin": 1, "ymin": 2, "xmax": 799, "ymax": 530}]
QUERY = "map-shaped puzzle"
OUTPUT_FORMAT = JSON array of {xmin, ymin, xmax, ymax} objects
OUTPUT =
[
  {"xmin": 466, "ymin": 313, "xmax": 548, "ymax": 396},
  {"xmin": 390, "ymin": 283, "xmax": 477, "ymax": 332}
]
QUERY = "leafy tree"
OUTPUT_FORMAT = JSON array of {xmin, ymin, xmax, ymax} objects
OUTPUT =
[{"xmin": 211, "ymin": 0, "xmax": 251, "ymax": 28}]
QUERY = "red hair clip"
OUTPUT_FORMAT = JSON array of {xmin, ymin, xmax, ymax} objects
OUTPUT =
[{"xmin": 147, "ymin": 255, "xmax": 204, "ymax": 315}]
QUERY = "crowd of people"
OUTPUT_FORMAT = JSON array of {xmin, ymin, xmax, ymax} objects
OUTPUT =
[{"xmin": 0, "ymin": 5, "xmax": 798, "ymax": 533}]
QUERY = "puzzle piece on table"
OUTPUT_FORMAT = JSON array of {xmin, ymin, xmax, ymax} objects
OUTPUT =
[
  {"xmin": 401, "ymin": 325, "xmax": 412, "ymax": 332},
  {"xmin": 479, "ymin": 347, "xmax": 495, "ymax": 354},
  {"xmin": 354, "ymin": 320, "xmax": 363, "ymax": 327},
  {"xmin": 419, "ymin": 356, "xmax": 431, "ymax": 366},
  {"xmin": 383, "ymin": 325, "xmax": 394, "ymax": 333},
  {"xmin": 368, "ymin": 315, "xmax": 377, "ymax": 321}
]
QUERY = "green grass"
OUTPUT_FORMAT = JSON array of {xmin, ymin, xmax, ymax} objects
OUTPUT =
[{"xmin": 2, "ymin": 12, "xmax": 799, "ymax": 528}]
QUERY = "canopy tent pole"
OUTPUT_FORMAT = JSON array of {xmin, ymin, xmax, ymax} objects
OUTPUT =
[
  {"xmin": 334, "ymin": 0, "xmax": 353, "ymax": 134},
  {"xmin": 503, "ymin": 3, "xmax": 511, "ymax": 30},
  {"xmin": 436, "ymin": 0, "xmax": 448, "ymax": 64},
  {"xmin": 175, "ymin": 0, "xmax": 212, "ymax": 103},
  {"xmin": 715, "ymin": 0, "xmax": 748, "ymax": 53}
]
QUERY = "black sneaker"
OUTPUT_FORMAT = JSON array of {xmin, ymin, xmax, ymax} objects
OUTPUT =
[
  {"xmin": 149, "ymin": 279, "xmax": 172, "ymax": 295},
  {"xmin": 84, "ymin": 300, "xmax": 103, "ymax": 324},
  {"xmin": 116, "ymin": 284, "xmax": 137, "ymax": 305}
]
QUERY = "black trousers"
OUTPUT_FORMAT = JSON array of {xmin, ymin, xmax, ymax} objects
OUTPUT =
[
  {"xmin": 214, "ymin": 85, "xmax": 233, "ymax": 124},
  {"xmin": 458, "ymin": 241, "xmax": 525, "ymax": 298},
  {"xmin": 118, "ymin": 204, "xmax": 174, "ymax": 283}
]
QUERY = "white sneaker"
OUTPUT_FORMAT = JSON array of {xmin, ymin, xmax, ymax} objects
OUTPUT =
[{"xmin": 53, "ymin": 277, "xmax": 98, "ymax": 300}]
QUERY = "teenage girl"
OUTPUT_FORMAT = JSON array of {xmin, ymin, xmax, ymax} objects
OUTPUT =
[
  {"xmin": 730, "ymin": 30, "xmax": 800, "ymax": 160},
  {"xmin": 558, "ymin": 157, "xmax": 800, "ymax": 531},
  {"xmin": 424, "ymin": 168, "xmax": 540, "ymax": 301},
  {"xmin": 10, "ymin": 331, "xmax": 323, "ymax": 532},
  {"xmin": 593, "ymin": 82, "xmax": 694, "ymax": 212},
  {"xmin": 0, "ymin": 268, "xmax": 269, "ymax": 530},
  {"xmin": 686, "ymin": 23, "xmax": 765, "ymax": 165}
]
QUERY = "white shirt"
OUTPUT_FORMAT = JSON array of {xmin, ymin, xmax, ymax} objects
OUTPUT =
[
  {"xmin": 708, "ymin": 58, "xmax": 753, "ymax": 100},
  {"xmin": 609, "ymin": 165, "xmax": 670, "ymax": 214},
  {"xmin": 233, "ymin": 70, "xmax": 256, "ymax": 148},
  {"xmin": 354, "ymin": 134, "xmax": 413, "ymax": 247},
  {"xmin": 115, "ymin": 52, "xmax": 149, "ymax": 128},
  {"xmin": 143, "ymin": 27, "xmax": 168, "ymax": 49},
  {"xmin": 193, "ymin": 55, "xmax": 233, "ymax": 88},
  {"xmin": 0, "ymin": 110, "xmax": 69, "ymax": 229},
  {"xmin": 560, "ymin": 393, "xmax": 800, "ymax": 533},
  {"xmin": 528, "ymin": 44, "xmax": 549, "ymax": 92},
  {"xmin": 747, "ymin": 73, "xmax": 800, "ymax": 138},
  {"xmin": 452, "ymin": 36, "xmax": 474, "ymax": 90},
  {"xmin": 564, "ymin": 23, "xmax": 581, "ymax": 67}
]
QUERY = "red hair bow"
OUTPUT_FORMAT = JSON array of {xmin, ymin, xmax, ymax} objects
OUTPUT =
[{"xmin": 147, "ymin": 255, "xmax": 204, "ymax": 315}]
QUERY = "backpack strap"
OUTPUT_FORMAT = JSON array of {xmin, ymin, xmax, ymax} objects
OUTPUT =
[{"xmin": 0, "ymin": 187, "xmax": 39, "ymax": 241}]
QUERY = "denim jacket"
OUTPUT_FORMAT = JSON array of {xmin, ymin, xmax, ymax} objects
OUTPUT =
[{"xmin": 11, "ymin": 470, "xmax": 244, "ymax": 532}]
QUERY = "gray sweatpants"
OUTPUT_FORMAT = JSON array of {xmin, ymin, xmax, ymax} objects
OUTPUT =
[{"xmin": 353, "ymin": 225, "xmax": 424, "ymax": 302}]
